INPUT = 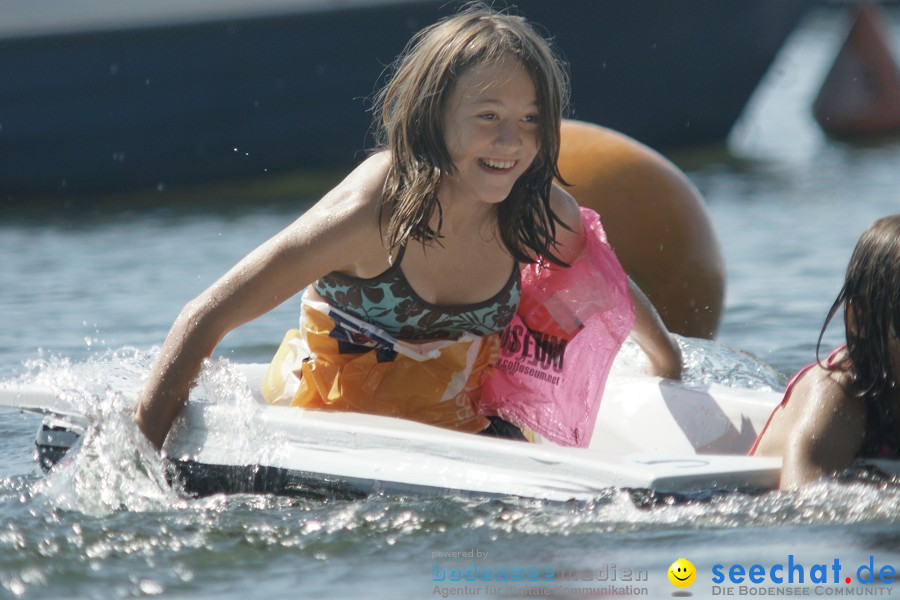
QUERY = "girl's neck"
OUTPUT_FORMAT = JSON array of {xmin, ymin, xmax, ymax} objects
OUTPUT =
[{"xmin": 433, "ymin": 191, "xmax": 497, "ymax": 236}]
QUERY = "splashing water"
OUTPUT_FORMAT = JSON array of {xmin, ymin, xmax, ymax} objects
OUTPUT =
[
  {"xmin": 7, "ymin": 349, "xmax": 271, "ymax": 517},
  {"xmin": 611, "ymin": 335, "xmax": 787, "ymax": 391},
  {"xmin": 2, "ymin": 337, "xmax": 887, "ymax": 522},
  {"xmin": 7, "ymin": 310, "xmax": 896, "ymax": 596},
  {"xmin": 0, "ymin": 340, "xmax": 897, "ymax": 598}
]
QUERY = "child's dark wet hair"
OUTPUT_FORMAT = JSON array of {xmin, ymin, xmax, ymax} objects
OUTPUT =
[
  {"xmin": 374, "ymin": 3, "xmax": 571, "ymax": 265},
  {"xmin": 818, "ymin": 214, "xmax": 900, "ymax": 451}
]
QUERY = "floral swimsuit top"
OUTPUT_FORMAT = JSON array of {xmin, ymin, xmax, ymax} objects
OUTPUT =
[{"xmin": 312, "ymin": 244, "xmax": 521, "ymax": 341}]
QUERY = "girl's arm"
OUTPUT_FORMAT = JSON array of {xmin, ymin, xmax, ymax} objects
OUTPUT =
[
  {"xmin": 547, "ymin": 183, "xmax": 585, "ymax": 263},
  {"xmin": 778, "ymin": 370, "xmax": 865, "ymax": 489},
  {"xmin": 135, "ymin": 155, "xmax": 390, "ymax": 449},
  {"xmin": 628, "ymin": 279, "xmax": 683, "ymax": 379},
  {"xmin": 548, "ymin": 184, "xmax": 682, "ymax": 379}
]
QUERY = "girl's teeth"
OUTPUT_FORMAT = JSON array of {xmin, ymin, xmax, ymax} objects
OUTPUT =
[{"xmin": 482, "ymin": 159, "xmax": 515, "ymax": 170}]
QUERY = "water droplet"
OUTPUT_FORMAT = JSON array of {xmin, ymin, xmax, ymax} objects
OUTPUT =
[
  {"xmin": 139, "ymin": 579, "xmax": 164, "ymax": 595},
  {"xmin": 174, "ymin": 564, "xmax": 194, "ymax": 582}
]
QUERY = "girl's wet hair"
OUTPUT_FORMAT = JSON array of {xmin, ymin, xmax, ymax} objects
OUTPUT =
[
  {"xmin": 817, "ymin": 213, "xmax": 900, "ymax": 452},
  {"xmin": 373, "ymin": 3, "xmax": 571, "ymax": 265}
]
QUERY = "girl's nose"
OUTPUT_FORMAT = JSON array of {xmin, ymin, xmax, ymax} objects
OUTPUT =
[{"xmin": 495, "ymin": 119, "xmax": 520, "ymax": 147}]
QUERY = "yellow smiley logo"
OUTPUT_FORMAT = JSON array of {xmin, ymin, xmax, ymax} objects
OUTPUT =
[{"xmin": 668, "ymin": 558, "xmax": 696, "ymax": 588}]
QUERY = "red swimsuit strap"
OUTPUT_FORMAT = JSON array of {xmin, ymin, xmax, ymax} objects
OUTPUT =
[{"xmin": 747, "ymin": 347, "xmax": 847, "ymax": 455}]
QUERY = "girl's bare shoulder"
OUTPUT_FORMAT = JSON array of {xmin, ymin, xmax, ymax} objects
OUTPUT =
[
  {"xmin": 792, "ymin": 362, "xmax": 865, "ymax": 424},
  {"xmin": 548, "ymin": 183, "xmax": 583, "ymax": 262},
  {"xmin": 316, "ymin": 152, "xmax": 391, "ymax": 220},
  {"xmin": 549, "ymin": 182, "xmax": 580, "ymax": 227},
  {"xmin": 279, "ymin": 152, "xmax": 392, "ymax": 276}
]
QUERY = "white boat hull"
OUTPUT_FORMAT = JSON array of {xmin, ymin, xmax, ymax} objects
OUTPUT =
[{"xmin": 3, "ymin": 363, "xmax": 893, "ymax": 501}]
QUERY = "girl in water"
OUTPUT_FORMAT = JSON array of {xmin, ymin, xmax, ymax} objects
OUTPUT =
[
  {"xmin": 751, "ymin": 214, "xmax": 900, "ymax": 488},
  {"xmin": 135, "ymin": 5, "xmax": 682, "ymax": 450}
]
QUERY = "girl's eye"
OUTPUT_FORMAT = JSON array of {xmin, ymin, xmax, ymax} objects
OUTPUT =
[
  {"xmin": 479, "ymin": 113, "xmax": 497, "ymax": 121},
  {"xmin": 523, "ymin": 114, "xmax": 539, "ymax": 124}
]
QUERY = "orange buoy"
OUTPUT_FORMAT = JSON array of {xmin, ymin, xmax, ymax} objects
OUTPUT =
[
  {"xmin": 813, "ymin": 2, "xmax": 900, "ymax": 138},
  {"xmin": 558, "ymin": 120, "xmax": 724, "ymax": 339}
]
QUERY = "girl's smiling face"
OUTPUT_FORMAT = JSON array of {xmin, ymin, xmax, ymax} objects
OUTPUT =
[{"xmin": 440, "ymin": 57, "xmax": 540, "ymax": 208}]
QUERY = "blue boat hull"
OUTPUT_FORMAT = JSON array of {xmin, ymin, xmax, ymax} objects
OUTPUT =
[{"xmin": 0, "ymin": 0, "xmax": 815, "ymax": 199}]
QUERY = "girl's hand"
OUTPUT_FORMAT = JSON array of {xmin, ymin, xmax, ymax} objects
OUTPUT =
[{"xmin": 628, "ymin": 279, "xmax": 683, "ymax": 380}]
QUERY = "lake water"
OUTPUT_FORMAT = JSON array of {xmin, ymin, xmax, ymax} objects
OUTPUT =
[{"xmin": 2, "ymin": 5, "xmax": 900, "ymax": 599}]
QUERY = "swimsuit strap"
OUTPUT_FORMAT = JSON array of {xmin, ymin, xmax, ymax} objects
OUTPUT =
[
  {"xmin": 312, "ymin": 248, "xmax": 520, "ymax": 340},
  {"xmin": 748, "ymin": 347, "xmax": 848, "ymax": 455}
]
